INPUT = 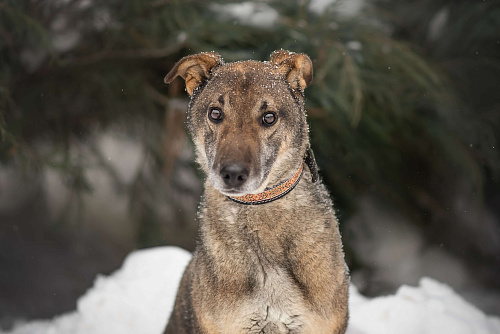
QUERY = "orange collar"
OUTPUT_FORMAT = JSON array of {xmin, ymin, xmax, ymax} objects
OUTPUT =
[{"xmin": 228, "ymin": 162, "xmax": 304, "ymax": 205}]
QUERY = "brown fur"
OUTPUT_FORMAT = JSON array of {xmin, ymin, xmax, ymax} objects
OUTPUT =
[{"xmin": 163, "ymin": 50, "xmax": 349, "ymax": 334}]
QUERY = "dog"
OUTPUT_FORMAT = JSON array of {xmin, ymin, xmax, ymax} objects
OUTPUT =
[{"xmin": 163, "ymin": 50, "xmax": 349, "ymax": 334}]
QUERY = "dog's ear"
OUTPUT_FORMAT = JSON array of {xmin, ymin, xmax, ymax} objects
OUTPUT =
[
  {"xmin": 269, "ymin": 50, "xmax": 313, "ymax": 92},
  {"xmin": 164, "ymin": 52, "xmax": 222, "ymax": 96}
]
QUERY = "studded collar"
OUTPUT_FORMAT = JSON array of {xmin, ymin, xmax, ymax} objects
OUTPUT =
[{"xmin": 228, "ymin": 161, "xmax": 305, "ymax": 205}]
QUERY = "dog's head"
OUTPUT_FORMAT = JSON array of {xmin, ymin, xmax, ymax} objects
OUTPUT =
[{"xmin": 165, "ymin": 50, "xmax": 313, "ymax": 196}]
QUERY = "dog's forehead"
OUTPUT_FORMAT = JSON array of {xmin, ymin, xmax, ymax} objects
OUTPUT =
[
  {"xmin": 189, "ymin": 59, "xmax": 300, "ymax": 116},
  {"xmin": 210, "ymin": 60, "xmax": 285, "ymax": 90}
]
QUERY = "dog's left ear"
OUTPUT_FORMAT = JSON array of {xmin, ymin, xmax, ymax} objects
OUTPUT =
[
  {"xmin": 164, "ymin": 52, "xmax": 223, "ymax": 96},
  {"xmin": 269, "ymin": 50, "xmax": 313, "ymax": 92}
]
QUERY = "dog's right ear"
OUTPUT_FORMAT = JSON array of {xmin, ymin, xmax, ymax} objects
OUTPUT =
[{"xmin": 164, "ymin": 52, "xmax": 222, "ymax": 96}]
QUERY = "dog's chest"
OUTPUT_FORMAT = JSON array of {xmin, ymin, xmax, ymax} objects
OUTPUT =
[
  {"xmin": 208, "ymin": 206, "xmax": 324, "ymax": 333},
  {"xmin": 239, "ymin": 231, "xmax": 310, "ymax": 331},
  {"xmin": 235, "ymin": 267, "xmax": 309, "ymax": 333}
]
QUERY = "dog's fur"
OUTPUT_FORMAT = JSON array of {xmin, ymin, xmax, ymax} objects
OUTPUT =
[{"xmin": 163, "ymin": 50, "xmax": 349, "ymax": 334}]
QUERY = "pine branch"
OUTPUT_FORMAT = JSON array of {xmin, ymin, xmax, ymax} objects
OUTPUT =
[{"xmin": 58, "ymin": 42, "xmax": 186, "ymax": 66}]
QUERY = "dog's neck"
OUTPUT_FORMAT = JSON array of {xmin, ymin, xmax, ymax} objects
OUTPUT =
[
  {"xmin": 227, "ymin": 161, "xmax": 305, "ymax": 205},
  {"xmin": 222, "ymin": 149, "xmax": 318, "ymax": 206}
]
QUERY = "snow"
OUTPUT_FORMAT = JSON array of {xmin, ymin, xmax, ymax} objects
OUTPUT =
[
  {"xmin": 428, "ymin": 7, "xmax": 449, "ymax": 41},
  {"xmin": 309, "ymin": 0, "xmax": 365, "ymax": 17},
  {"xmin": 348, "ymin": 280, "xmax": 500, "ymax": 334},
  {"xmin": 3, "ymin": 247, "xmax": 499, "ymax": 334},
  {"xmin": 2, "ymin": 247, "xmax": 190, "ymax": 334},
  {"xmin": 210, "ymin": 2, "xmax": 279, "ymax": 28}
]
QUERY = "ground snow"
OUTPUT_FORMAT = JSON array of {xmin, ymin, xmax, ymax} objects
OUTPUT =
[
  {"xmin": 3, "ymin": 247, "xmax": 499, "ymax": 334},
  {"xmin": 3, "ymin": 247, "xmax": 190, "ymax": 334},
  {"xmin": 348, "ymin": 280, "xmax": 500, "ymax": 334}
]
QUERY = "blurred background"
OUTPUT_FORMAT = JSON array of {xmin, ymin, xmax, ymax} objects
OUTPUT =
[{"xmin": 1, "ymin": 0, "xmax": 499, "ymax": 329}]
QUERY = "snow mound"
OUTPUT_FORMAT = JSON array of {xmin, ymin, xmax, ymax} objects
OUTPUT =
[
  {"xmin": 3, "ymin": 247, "xmax": 499, "ymax": 334},
  {"xmin": 3, "ymin": 247, "xmax": 191, "ymax": 334},
  {"xmin": 348, "ymin": 279, "xmax": 500, "ymax": 334}
]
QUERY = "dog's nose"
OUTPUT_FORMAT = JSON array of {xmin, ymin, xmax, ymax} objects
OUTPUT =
[{"xmin": 220, "ymin": 164, "xmax": 249, "ymax": 188}]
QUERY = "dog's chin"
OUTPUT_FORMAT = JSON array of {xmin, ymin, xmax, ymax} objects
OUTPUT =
[
  {"xmin": 215, "ymin": 184, "xmax": 262, "ymax": 197},
  {"xmin": 217, "ymin": 189, "xmax": 248, "ymax": 197},
  {"xmin": 210, "ymin": 179, "xmax": 266, "ymax": 197}
]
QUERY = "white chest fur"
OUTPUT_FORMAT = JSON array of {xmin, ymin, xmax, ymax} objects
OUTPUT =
[{"xmin": 216, "ymin": 268, "xmax": 314, "ymax": 334}]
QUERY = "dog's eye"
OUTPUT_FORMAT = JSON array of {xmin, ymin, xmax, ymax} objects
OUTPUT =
[
  {"xmin": 208, "ymin": 107, "xmax": 223, "ymax": 123},
  {"xmin": 261, "ymin": 112, "xmax": 277, "ymax": 126}
]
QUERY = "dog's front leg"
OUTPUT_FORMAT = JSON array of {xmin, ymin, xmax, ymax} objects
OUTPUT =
[{"xmin": 164, "ymin": 261, "xmax": 200, "ymax": 334}]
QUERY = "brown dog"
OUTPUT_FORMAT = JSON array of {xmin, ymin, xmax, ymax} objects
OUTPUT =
[{"xmin": 163, "ymin": 50, "xmax": 349, "ymax": 334}]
